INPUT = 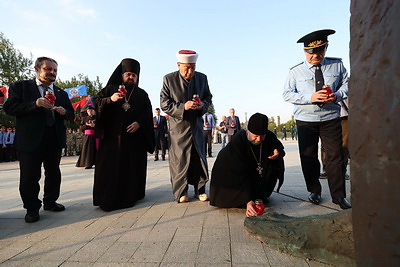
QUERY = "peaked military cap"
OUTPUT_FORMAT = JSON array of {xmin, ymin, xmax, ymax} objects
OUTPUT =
[{"xmin": 297, "ymin": 29, "xmax": 335, "ymax": 53}]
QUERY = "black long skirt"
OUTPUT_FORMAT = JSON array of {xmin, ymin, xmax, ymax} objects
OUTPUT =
[{"xmin": 76, "ymin": 134, "xmax": 96, "ymax": 168}]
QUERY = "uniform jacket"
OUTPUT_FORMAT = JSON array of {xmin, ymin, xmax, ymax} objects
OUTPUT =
[{"xmin": 283, "ymin": 57, "xmax": 349, "ymax": 122}]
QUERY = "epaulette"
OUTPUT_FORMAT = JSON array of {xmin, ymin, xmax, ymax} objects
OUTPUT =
[
  {"xmin": 290, "ymin": 62, "xmax": 304, "ymax": 70},
  {"xmin": 325, "ymin": 57, "xmax": 342, "ymax": 61}
]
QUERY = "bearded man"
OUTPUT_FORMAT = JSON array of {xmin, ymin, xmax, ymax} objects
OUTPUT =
[
  {"xmin": 210, "ymin": 113, "xmax": 285, "ymax": 217},
  {"xmin": 94, "ymin": 58, "xmax": 154, "ymax": 211}
]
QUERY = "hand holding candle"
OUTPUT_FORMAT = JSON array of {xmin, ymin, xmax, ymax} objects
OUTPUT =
[{"xmin": 118, "ymin": 85, "xmax": 127, "ymax": 96}]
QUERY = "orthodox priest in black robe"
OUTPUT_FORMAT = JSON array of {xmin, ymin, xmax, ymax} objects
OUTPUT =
[
  {"xmin": 210, "ymin": 113, "xmax": 285, "ymax": 216},
  {"xmin": 93, "ymin": 58, "xmax": 154, "ymax": 211},
  {"xmin": 160, "ymin": 50, "xmax": 212, "ymax": 203}
]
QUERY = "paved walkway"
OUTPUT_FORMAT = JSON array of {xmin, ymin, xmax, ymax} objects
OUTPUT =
[{"xmin": 0, "ymin": 140, "xmax": 350, "ymax": 266}]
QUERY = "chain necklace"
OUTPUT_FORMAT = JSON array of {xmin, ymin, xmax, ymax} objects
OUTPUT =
[
  {"xmin": 122, "ymin": 88, "xmax": 134, "ymax": 112},
  {"xmin": 249, "ymin": 142, "xmax": 263, "ymax": 177}
]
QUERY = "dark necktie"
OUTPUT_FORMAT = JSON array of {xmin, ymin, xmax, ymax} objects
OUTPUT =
[
  {"xmin": 205, "ymin": 114, "xmax": 208, "ymax": 124},
  {"xmin": 314, "ymin": 64, "xmax": 325, "ymax": 107},
  {"xmin": 44, "ymin": 87, "xmax": 55, "ymax": 126},
  {"xmin": 7, "ymin": 133, "xmax": 10, "ymax": 142}
]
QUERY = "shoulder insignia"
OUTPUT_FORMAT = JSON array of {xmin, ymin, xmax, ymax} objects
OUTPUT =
[
  {"xmin": 325, "ymin": 57, "xmax": 342, "ymax": 61},
  {"xmin": 290, "ymin": 62, "xmax": 304, "ymax": 70}
]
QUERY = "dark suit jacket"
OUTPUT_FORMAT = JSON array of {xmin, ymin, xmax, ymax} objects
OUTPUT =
[
  {"xmin": 153, "ymin": 115, "xmax": 168, "ymax": 138},
  {"xmin": 226, "ymin": 115, "xmax": 241, "ymax": 135},
  {"xmin": 3, "ymin": 79, "xmax": 74, "ymax": 152}
]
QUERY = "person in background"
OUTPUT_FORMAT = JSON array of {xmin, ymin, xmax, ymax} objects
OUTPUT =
[
  {"xmin": 153, "ymin": 107, "xmax": 168, "ymax": 161},
  {"xmin": 65, "ymin": 128, "xmax": 75, "ymax": 156},
  {"xmin": 226, "ymin": 108, "xmax": 241, "ymax": 142},
  {"xmin": 160, "ymin": 50, "xmax": 212, "ymax": 203},
  {"xmin": 75, "ymin": 128, "xmax": 84, "ymax": 156},
  {"xmin": 283, "ymin": 29, "xmax": 351, "ymax": 209},
  {"xmin": 216, "ymin": 115, "xmax": 228, "ymax": 149},
  {"xmin": 11, "ymin": 126, "xmax": 18, "ymax": 161},
  {"xmin": 339, "ymin": 99, "xmax": 350, "ymax": 179},
  {"xmin": 0, "ymin": 125, "xmax": 6, "ymax": 162},
  {"xmin": 3, "ymin": 56, "xmax": 74, "ymax": 223},
  {"xmin": 290, "ymin": 125, "xmax": 297, "ymax": 140},
  {"xmin": 3, "ymin": 126, "xmax": 15, "ymax": 162},
  {"xmin": 202, "ymin": 111, "xmax": 215, "ymax": 157},
  {"xmin": 281, "ymin": 126, "xmax": 287, "ymax": 140},
  {"xmin": 76, "ymin": 105, "xmax": 96, "ymax": 169}
]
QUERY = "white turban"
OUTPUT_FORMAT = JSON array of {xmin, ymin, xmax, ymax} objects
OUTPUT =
[{"xmin": 176, "ymin": 50, "xmax": 198, "ymax": 63}]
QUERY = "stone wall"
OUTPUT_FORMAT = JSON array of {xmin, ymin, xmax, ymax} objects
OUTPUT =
[{"xmin": 349, "ymin": 0, "xmax": 400, "ymax": 266}]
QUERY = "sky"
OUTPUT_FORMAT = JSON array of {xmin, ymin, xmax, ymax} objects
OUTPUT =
[{"xmin": 1, "ymin": 0, "xmax": 351, "ymax": 123}]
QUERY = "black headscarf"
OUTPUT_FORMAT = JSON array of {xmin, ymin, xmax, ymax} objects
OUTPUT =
[{"xmin": 106, "ymin": 58, "xmax": 140, "ymax": 86}]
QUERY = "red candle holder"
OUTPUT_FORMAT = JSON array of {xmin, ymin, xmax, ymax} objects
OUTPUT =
[
  {"xmin": 192, "ymin": 94, "xmax": 201, "ymax": 104},
  {"xmin": 323, "ymin": 85, "xmax": 332, "ymax": 95},
  {"xmin": 44, "ymin": 91, "xmax": 56, "ymax": 103},
  {"xmin": 254, "ymin": 199, "xmax": 265, "ymax": 215},
  {"xmin": 118, "ymin": 85, "xmax": 127, "ymax": 96}
]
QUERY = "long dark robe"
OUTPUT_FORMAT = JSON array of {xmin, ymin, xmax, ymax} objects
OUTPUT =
[
  {"xmin": 76, "ymin": 115, "xmax": 96, "ymax": 168},
  {"xmin": 210, "ymin": 129, "xmax": 285, "ymax": 208},
  {"xmin": 93, "ymin": 84, "xmax": 154, "ymax": 211},
  {"xmin": 160, "ymin": 71, "xmax": 212, "ymax": 201}
]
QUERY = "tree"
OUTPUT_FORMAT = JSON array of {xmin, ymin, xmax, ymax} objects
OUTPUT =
[
  {"xmin": 0, "ymin": 32, "xmax": 34, "ymax": 86},
  {"xmin": 268, "ymin": 116, "xmax": 277, "ymax": 132},
  {"xmin": 0, "ymin": 32, "xmax": 34, "ymax": 126}
]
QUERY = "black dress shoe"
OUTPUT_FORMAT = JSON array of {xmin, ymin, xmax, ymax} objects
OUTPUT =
[
  {"xmin": 154, "ymin": 158, "xmax": 159, "ymax": 161},
  {"xmin": 43, "ymin": 202, "xmax": 65, "ymax": 212},
  {"xmin": 25, "ymin": 210, "xmax": 40, "ymax": 223},
  {"xmin": 332, "ymin": 198, "xmax": 352, "ymax": 209},
  {"xmin": 308, "ymin": 193, "xmax": 321, "ymax": 204}
]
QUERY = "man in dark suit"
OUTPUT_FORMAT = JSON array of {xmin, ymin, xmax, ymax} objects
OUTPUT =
[
  {"xmin": 226, "ymin": 108, "xmax": 241, "ymax": 142},
  {"xmin": 153, "ymin": 108, "xmax": 168, "ymax": 161},
  {"xmin": 3, "ymin": 57, "xmax": 74, "ymax": 223}
]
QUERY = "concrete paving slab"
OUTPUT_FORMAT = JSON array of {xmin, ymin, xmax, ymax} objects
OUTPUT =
[
  {"xmin": 196, "ymin": 241, "xmax": 231, "ymax": 264},
  {"xmin": 0, "ymin": 141, "xmax": 348, "ymax": 266},
  {"xmin": 161, "ymin": 241, "xmax": 199, "ymax": 263}
]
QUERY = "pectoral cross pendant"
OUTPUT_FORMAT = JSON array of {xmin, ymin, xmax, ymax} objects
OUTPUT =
[
  {"xmin": 256, "ymin": 163, "xmax": 263, "ymax": 176},
  {"xmin": 122, "ymin": 102, "xmax": 131, "ymax": 112}
]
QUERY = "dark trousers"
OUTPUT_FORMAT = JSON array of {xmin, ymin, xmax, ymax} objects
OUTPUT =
[
  {"xmin": 0, "ymin": 146, "xmax": 3, "ymax": 162},
  {"xmin": 296, "ymin": 118, "xmax": 346, "ymax": 199},
  {"xmin": 321, "ymin": 116, "xmax": 349, "ymax": 175},
  {"xmin": 203, "ymin": 130, "xmax": 212, "ymax": 156},
  {"xmin": 18, "ymin": 126, "xmax": 62, "ymax": 211},
  {"xmin": 155, "ymin": 135, "xmax": 167, "ymax": 158},
  {"xmin": 4, "ymin": 144, "xmax": 14, "ymax": 162}
]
